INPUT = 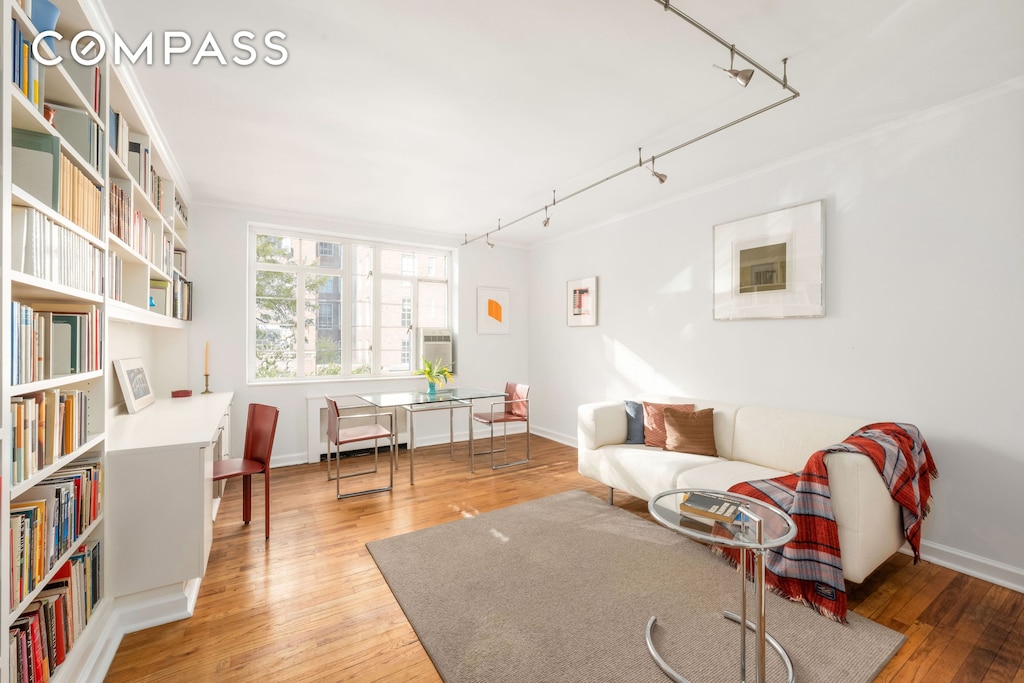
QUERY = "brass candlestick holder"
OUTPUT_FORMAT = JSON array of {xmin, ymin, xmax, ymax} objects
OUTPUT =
[{"xmin": 202, "ymin": 374, "xmax": 212, "ymax": 394}]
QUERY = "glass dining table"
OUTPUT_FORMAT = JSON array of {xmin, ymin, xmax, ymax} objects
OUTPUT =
[{"xmin": 355, "ymin": 387, "xmax": 507, "ymax": 484}]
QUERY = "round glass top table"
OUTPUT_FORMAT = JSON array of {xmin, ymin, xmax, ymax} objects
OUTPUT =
[{"xmin": 648, "ymin": 488, "xmax": 798, "ymax": 683}]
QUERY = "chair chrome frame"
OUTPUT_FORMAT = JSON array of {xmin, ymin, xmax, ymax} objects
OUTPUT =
[
  {"xmin": 473, "ymin": 396, "xmax": 530, "ymax": 471},
  {"xmin": 325, "ymin": 396, "xmax": 396, "ymax": 499}
]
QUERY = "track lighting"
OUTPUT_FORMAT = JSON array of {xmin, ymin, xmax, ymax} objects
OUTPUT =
[
  {"xmin": 714, "ymin": 44, "xmax": 754, "ymax": 87},
  {"xmin": 639, "ymin": 148, "xmax": 668, "ymax": 184},
  {"xmin": 542, "ymin": 192, "xmax": 555, "ymax": 227},
  {"xmin": 460, "ymin": 1, "xmax": 799, "ymax": 248},
  {"xmin": 649, "ymin": 160, "xmax": 668, "ymax": 184}
]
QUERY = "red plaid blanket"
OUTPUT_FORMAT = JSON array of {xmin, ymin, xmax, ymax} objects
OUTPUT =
[{"xmin": 721, "ymin": 422, "xmax": 938, "ymax": 623}]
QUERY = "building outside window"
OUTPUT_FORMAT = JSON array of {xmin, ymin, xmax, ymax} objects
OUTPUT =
[{"xmin": 250, "ymin": 225, "xmax": 450, "ymax": 381}]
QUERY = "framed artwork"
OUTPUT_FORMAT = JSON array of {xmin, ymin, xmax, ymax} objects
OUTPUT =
[
  {"xmin": 567, "ymin": 276, "xmax": 597, "ymax": 327},
  {"xmin": 713, "ymin": 200, "xmax": 824, "ymax": 320},
  {"xmin": 477, "ymin": 287, "xmax": 510, "ymax": 334},
  {"xmin": 113, "ymin": 357, "xmax": 156, "ymax": 414}
]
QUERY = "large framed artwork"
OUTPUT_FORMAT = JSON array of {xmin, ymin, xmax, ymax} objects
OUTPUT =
[
  {"xmin": 113, "ymin": 357, "xmax": 156, "ymax": 413},
  {"xmin": 567, "ymin": 276, "xmax": 597, "ymax": 327},
  {"xmin": 713, "ymin": 200, "xmax": 824, "ymax": 320},
  {"xmin": 477, "ymin": 287, "xmax": 510, "ymax": 334}
]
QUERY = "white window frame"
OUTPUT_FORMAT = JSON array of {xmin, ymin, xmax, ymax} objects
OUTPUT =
[{"xmin": 247, "ymin": 223, "xmax": 451, "ymax": 384}]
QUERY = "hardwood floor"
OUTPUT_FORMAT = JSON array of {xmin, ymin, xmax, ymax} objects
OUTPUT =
[{"xmin": 105, "ymin": 436, "xmax": 1024, "ymax": 682}]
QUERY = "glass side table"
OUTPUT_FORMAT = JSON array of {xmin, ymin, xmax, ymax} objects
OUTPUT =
[{"xmin": 648, "ymin": 488, "xmax": 799, "ymax": 683}]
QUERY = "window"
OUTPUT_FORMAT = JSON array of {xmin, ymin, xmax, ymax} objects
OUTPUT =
[{"xmin": 250, "ymin": 225, "xmax": 450, "ymax": 382}]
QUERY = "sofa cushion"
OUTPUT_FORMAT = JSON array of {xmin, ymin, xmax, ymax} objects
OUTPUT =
[
  {"xmin": 643, "ymin": 401, "xmax": 694, "ymax": 448},
  {"xmin": 578, "ymin": 443, "xmax": 719, "ymax": 502},
  {"xmin": 675, "ymin": 459, "xmax": 790, "ymax": 491},
  {"xmin": 624, "ymin": 400, "xmax": 645, "ymax": 444},
  {"xmin": 664, "ymin": 407, "xmax": 717, "ymax": 456},
  {"xmin": 732, "ymin": 406, "xmax": 869, "ymax": 472}
]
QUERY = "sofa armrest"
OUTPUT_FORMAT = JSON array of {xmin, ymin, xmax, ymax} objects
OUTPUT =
[
  {"xmin": 824, "ymin": 450, "xmax": 905, "ymax": 583},
  {"xmin": 577, "ymin": 401, "xmax": 627, "ymax": 450}
]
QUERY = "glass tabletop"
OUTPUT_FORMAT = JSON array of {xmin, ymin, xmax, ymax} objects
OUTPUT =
[
  {"xmin": 649, "ymin": 488, "xmax": 797, "ymax": 550},
  {"xmin": 356, "ymin": 387, "xmax": 506, "ymax": 408}
]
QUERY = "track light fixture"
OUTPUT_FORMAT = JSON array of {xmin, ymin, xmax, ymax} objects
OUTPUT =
[
  {"xmin": 639, "ymin": 148, "xmax": 668, "ymax": 184},
  {"xmin": 460, "ymin": 0, "xmax": 799, "ymax": 247},
  {"xmin": 649, "ymin": 159, "xmax": 667, "ymax": 184},
  {"xmin": 542, "ymin": 191, "xmax": 556, "ymax": 227},
  {"xmin": 714, "ymin": 44, "xmax": 754, "ymax": 87}
]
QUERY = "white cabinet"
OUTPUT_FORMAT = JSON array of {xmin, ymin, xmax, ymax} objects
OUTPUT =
[{"xmin": 106, "ymin": 394, "xmax": 232, "ymax": 598}]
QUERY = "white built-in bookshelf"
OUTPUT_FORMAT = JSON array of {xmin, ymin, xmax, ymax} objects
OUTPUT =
[{"xmin": 2, "ymin": 0, "xmax": 194, "ymax": 680}]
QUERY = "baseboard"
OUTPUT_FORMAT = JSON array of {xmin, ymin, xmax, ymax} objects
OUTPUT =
[
  {"xmin": 912, "ymin": 539, "xmax": 1024, "ymax": 594},
  {"xmin": 529, "ymin": 425, "xmax": 576, "ymax": 448},
  {"xmin": 270, "ymin": 450, "xmax": 311, "ymax": 468},
  {"xmin": 115, "ymin": 583, "xmax": 197, "ymax": 634}
]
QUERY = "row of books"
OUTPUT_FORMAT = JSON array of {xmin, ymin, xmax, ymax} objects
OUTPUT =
[
  {"xmin": 10, "ymin": 301, "xmax": 103, "ymax": 386},
  {"xmin": 127, "ymin": 132, "xmax": 151, "ymax": 196},
  {"xmin": 107, "ymin": 109, "xmax": 130, "ymax": 171},
  {"xmin": 8, "ymin": 540, "xmax": 102, "ymax": 683},
  {"xmin": 172, "ymin": 271, "xmax": 194, "ymax": 321},
  {"xmin": 9, "ymin": 389, "xmax": 91, "ymax": 485},
  {"xmin": 9, "ymin": 461, "xmax": 102, "ymax": 609},
  {"xmin": 108, "ymin": 112, "xmax": 172, "ymax": 217},
  {"xmin": 10, "ymin": 206, "xmax": 105, "ymax": 297},
  {"xmin": 11, "ymin": 18, "xmax": 43, "ymax": 112},
  {"xmin": 108, "ymin": 181, "xmax": 147, "ymax": 252},
  {"xmin": 107, "ymin": 252, "xmax": 123, "ymax": 303},
  {"xmin": 58, "ymin": 153, "xmax": 102, "ymax": 239},
  {"xmin": 174, "ymin": 196, "xmax": 189, "ymax": 227}
]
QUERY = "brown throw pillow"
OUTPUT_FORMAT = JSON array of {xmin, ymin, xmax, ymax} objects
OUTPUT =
[
  {"xmin": 643, "ymin": 402, "xmax": 694, "ymax": 448},
  {"xmin": 663, "ymin": 407, "xmax": 718, "ymax": 456}
]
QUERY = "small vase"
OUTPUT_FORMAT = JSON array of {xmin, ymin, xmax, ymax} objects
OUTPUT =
[{"xmin": 427, "ymin": 381, "xmax": 438, "ymax": 395}]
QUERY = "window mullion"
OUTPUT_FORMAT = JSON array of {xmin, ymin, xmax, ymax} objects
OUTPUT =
[
  {"xmin": 341, "ymin": 240, "xmax": 352, "ymax": 375},
  {"xmin": 372, "ymin": 246, "xmax": 382, "ymax": 373}
]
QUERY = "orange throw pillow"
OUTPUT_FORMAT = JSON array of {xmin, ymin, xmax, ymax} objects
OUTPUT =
[
  {"xmin": 643, "ymin": 402, "xmax": 694, "ymax": 448},
  {"xmin": 663, "ymin": 407, "xmax": 717, "ymax": 456}
]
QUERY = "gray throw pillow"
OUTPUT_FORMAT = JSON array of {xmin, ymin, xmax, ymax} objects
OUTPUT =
[{"xmin": 624, "ymin": 400, "xmax": 645, "ymax": 444}]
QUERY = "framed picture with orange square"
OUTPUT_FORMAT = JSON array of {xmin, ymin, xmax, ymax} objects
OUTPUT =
[{"xmin": 477, "ymin": 287, "xmax": 510, "ymax": 334}]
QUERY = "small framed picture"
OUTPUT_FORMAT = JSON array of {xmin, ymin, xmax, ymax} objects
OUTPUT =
[
  {"xmin": 713, "ymin": 200, "xmax": 825, "ymax": 320},
  {"xmin": 478, "ymin": 287, "xmax": 511, "ymax": 334},
  {"xmin": 113, "ymin": 357, "xmax": 156, "ymax": 414},
  {"xmin": 567, "ymin": 276, "xmax": 597, "ymax": 327}
]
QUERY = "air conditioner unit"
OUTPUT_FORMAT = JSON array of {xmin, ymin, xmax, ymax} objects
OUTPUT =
[{"xmin": 418, "ymin": 328, "xmax": 454, "ymax": 372}]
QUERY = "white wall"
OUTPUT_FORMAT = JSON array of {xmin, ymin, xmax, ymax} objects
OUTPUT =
[
  {"xmin": 185, "ymin": 82, "xmax": 1023, "ymax": 588},
  {"xmin": 186, "ymin": 204, "xmax": 529, "ymax": 465},
  {"xmin": 527, "ymin": 82, "xmax": 1024, "ymax": 586}
]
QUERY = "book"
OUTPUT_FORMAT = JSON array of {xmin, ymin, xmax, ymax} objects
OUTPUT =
[
  {"xmin": 49, "ymin": 103, "xmax": 101, "ymax": 172},
  {"xmin": 679, "ymin": 491, "xmax": 742, "ymax": 524},
  {"xmin": 12, "ymin": 129, "xmax": 60, "ymax": 210}
]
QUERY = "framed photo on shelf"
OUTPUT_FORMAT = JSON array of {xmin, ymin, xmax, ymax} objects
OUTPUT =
[
  {"xmin": 713, "ymin": 200, "xmax": 825, "ymax": 320},
  {"xmin": 567, "ymin": 276, "xmax": 597, "ymax": 327},
  {"xmin": 113, "ymin": 357, "xmax": 156, "ymax": 414},
  {"xmin": 477, "ymin": 287, "xmax": 511, "ymax": 334}
]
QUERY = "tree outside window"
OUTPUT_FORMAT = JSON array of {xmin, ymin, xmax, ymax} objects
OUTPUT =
[{"xmin": 250, "ymin": 227, "xmax": 450, "ymax": 382}]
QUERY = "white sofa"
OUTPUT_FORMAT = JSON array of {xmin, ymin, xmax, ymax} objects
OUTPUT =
[{"xmin": 577, "ymin": 395, "xmax": 906, "ymax": 583}]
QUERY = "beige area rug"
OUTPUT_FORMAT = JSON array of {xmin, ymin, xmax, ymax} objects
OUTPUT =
[{"xmin": 367, "ymin": 490, "xmax": 905, "ymax": 682}]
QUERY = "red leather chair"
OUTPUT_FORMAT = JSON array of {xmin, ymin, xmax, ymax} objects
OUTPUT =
[
  {"xmin": 324, "ymin": 395, "xmax": 396, "ymax": 499},
  {"xmin": 213, "ymin": 403, "xmax": 279, "ymax": 539},
  {"xmin": 472, "ymin": 382, "xmax": 530, "ymax": 470}
]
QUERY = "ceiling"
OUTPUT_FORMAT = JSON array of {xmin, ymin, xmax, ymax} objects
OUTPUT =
[{"xmin": 96, "ymin": 0, "xmax": 1024, "ymax": 247}]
